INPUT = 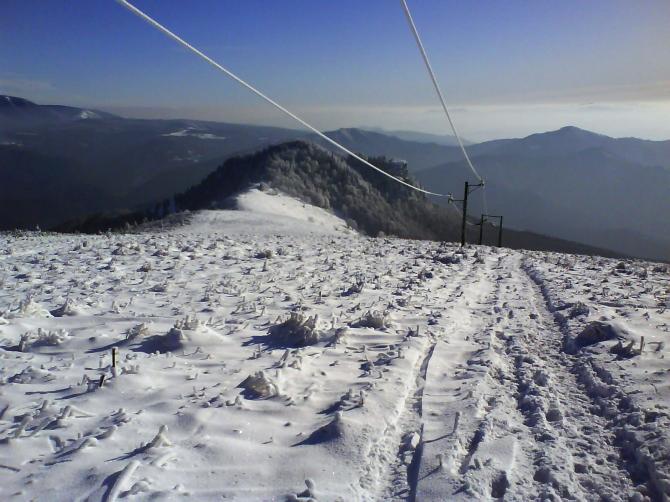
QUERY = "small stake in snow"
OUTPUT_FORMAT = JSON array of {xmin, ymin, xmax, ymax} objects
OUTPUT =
[
  {"xmin": 639, "ymin": 336, "xmax": 645, "ymax": 354},
  {"xmin": 112, "ymin": 347, "xmax": 118, "ymax": 368},
  {"xmin": 99, "ymin": 374, "xmax": 105, "ymax": 388}
]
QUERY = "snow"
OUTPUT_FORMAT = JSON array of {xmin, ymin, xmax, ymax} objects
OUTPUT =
[
  {"xmin": 162, "ymin": 128, "xmax": 226, "ymax": 140},
  {"xmin": 0, "ymin": 197, "xmax": 668, "ymax": 501},
  {"xmin": 150, "ymin": 188, "xmax": 354, "ymax": 237},
  {"xmin": 78, "ymin": 110, "xmax": 100, "ymax": 120}
]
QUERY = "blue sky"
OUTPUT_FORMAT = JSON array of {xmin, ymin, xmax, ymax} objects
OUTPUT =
[{"xmin": 2, "ymin": 0, "xmax": 669, "ymax": 140}]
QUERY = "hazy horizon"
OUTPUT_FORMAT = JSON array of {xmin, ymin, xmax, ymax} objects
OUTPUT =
[{"xmin": 2, "ymin": 0, "xmax": 669, "ymax": 141}]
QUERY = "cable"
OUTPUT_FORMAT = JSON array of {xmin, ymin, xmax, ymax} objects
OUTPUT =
[
  {"xmin": 399, "ymin": 0, "xmax": 483, "ymax": 184},
  {"xmin": 116, "ymin": 0, "xmax": 453, "ymax": 198}
]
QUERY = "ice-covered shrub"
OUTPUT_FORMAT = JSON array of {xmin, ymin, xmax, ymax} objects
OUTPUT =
[
  {"xmin": 161, "ymin": 327, "xmax": 187, "ymax": 351},
  {"xmin": 342, "ymin": 277, "xmax": 365, "ymax": 297},
  {"xmin": 254, "ymin": 249, "xmax": 273, "ymax": 259},
  {"xmin": 174, "ymin": 315, "xmax": 203, "ymax": 331},
  {"xmin": 9, "ymin": 366, "xmax": 56, "ymax": 384},
  {"xmin": 17, "ymin": 328, "xmax": 70, "ymax": 351},
  {"xmin": 610, "ymin": 340, "xmax": 639, "ymax": 359},
  {"xmin": 125, "ymin": 323, "xmax": 150, "ymax": 342},
  {"xmin": 238, "ymin": 371, "xmax": 278, "ymax": 399},
  {"xmin": 569, "ymin": 302, "xmax": 590, "ymax": 318},
  {"xmin": 50, "ymin": 297, "xmax": 82, "ymax": 317},
  {"xmin": 268, "ymin": 312, "xmax": 321, "ymax": 347},
  {"xmin": 566, "ymin": 321, "xmax": 621, "ymax": 353},
  {"xmin": 351, "ymin": 310, "xmax": 390, "ymax": 329},
  {"xmin": 138, "ymin": 323, "xmax": 186, "ymax": 353},
  {"xmin": 330, "ymin": 327, "xmax": 349, "ymax": 346},
  {"xmin": 5, "ymin": 296, "xmax": 52, "ymax": 319},
  {"xmin": 433, "ymin": 253, "xmax": 461, "ymax": 265},
  {"xmin": 291, "ymin": 479, "xmax": 317, "ymax": 501},
  {"xmin": 150, "ymin": 283, "xmax": 169, "ymax": 293},
  {"xmin": 147, "ymin": 425, "xmax": 172, "ymax": 448},
  {"xmin": 303, "ymin": 411, "xmax": 346, "ymax": 444}
]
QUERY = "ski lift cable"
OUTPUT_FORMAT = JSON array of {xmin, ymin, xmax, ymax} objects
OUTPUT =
[
  {"xmin": 116, "ymin": 0, "xmax": 454, "ymax": 198},
  {"xmin": 400, "ymin": 0, "xmax": 490, "ymax": 222},
  {"xmin": 399, "ymin": 0, "xmax": 483, "ymax": 184}
]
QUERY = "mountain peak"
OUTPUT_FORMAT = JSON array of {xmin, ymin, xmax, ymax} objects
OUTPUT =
[
  {"xmin": 0, "ymin": 95, "xmax": 37, "ymax": 108},
  {"xmin": 517, "ymin": 126, "xmax": 611, "ymax": 148},
  {"xmin": 553, "ymin": 125, "xmax": 608, "ymax": 138},
  {"xmin": 0, "ymin": 95, "xmax": 117, "ymax": 127}
]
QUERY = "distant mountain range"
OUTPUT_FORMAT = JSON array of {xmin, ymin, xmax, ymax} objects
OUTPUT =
[
  {"xmin": 0, "ymin": 95, "xmax": 306, "ymax": 229},
  {"xmin": 413, "ymin": 126, "xmax": 670, "ymax": 261},
  {"xmin": 2, "ymin": 96, "xmax": 668, "ymax": 261},
  {"xmin": 357, "ymin": 127, "xmax": 468, "ymax": 146},
  {"xmin": 319, "ymin": 128, "xmax": 462, "ymax": 172}
]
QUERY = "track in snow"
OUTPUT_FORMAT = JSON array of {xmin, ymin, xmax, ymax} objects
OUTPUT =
[
  {"xmin": 414, "ymin": 253, "xmax": 657, "ymax": 501},
  {"xmin": 362, "ymin": 258, "xmax": 478, "ymax": 501}
]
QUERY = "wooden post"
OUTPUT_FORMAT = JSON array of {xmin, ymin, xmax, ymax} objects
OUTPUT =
[
  {"xmin": 99, "ymin": 374, "xmax": 105, "ymax": 388},
  {"xmin": 112, "ymin": 347, "xmax": 118, "ymax": 368},
  {"xmin": 639, "ymin": 336, "xmax": 645, "ymax": 354},
  {"xmin": 460, "ymin": 181, "xmax": 469, "ymax": 247},
  {"xmin": 478, "ymin": 214, "xmax": 485, "ymax": 245},
  {"xmin": 498, "ymin": 216, "xmax": 503, "ymax": 247}
]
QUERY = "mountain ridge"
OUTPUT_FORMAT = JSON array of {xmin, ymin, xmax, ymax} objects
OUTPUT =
[{"xmin": 62, "ymin": 140, "xmax": 630, "ymax": 261}]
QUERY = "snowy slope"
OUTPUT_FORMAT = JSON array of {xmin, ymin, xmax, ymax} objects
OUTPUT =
[
  {"xmin": 0, "ymin": 197, "xmax": 668, "ymax": 501},
  {"xmin": 145, "ymin": 188, "xmax": 354, "ymax": 237}
]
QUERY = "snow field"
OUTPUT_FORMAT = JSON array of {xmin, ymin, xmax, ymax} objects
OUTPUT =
[
  {"xmin": 0, "ymin": 223, "xmax": 473, "ymax": 500},
  {"xmin": 0, "ymin": 203, "xmax": 668, "ymax": 501}
]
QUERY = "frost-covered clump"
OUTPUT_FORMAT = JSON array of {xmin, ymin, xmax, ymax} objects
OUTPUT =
[
  {"xmin": 5, "ymin": 296, "xmax": 52, "ymax": 319},
  {"xmin": 342, "ymin": 276, "xmax": 365, "ymax": 297},
  {"xmin": 330, "ymin": 327, "xmax": 349, "ymax": 346},
  {"xmin": 614, "ymin": 261, "xmax": 628, "ymax": 272},
  {"xmin": 351, "ymin": 310, "xmax": 390, "ymax": 329},
  {"xmin": 568, "ymin": 302, "xmax": 590, "ymax": 318},
  {"xmin": 174, "ymin": 315, "xmax": 203, "ymax": 331},
  {"xmin": 269, "ymin": 312, "xmax": 321, "ymax": 347},
  {"xmin": 9, "ymin": 366, "xmax": 56, "ymax": 384},
  {"xmin": 254, "ymin": 249, "xmax": 273, "ymax": 259},
  {"xmin": 610, "ymin": 339, "xmax": 639, "ymax": 359},
  {"xmin": 238, "ymin": 371, "xmax": 279, "ymax": 399},
  {"xmin": 50, "ymin": 297, "xmax": 84, "ymax": 317},
  {"xmin": 150, "ymin": 282, "xmax": 169, "ymax": 293},
  {"xmin": 433, "ymin": 253, "xmax": 461, "ymax": 266},
  {"xmin": 17, "ymin": 328, "xmax": 70, "ymax": 351},
  {"xmin": 125, "ymin": 323, "xmax": 150, "ymax": 342},
  {"xmin": 146, "ymin": 425, "xmax": 172, "ymax": 449},
  {"xmin": 301, "ymin": 411, "xmax": 346, "ymax": 444},
  {"xmin": 159, "ymin": 327, "xmax": 187, "ymax": 352},
  {"xmin": 138, "ymin": 324, "xmax": 186, "ymax": 353},
  {"xmin": 112, "ymin": 242, "xmax": 141, "ymax": 255},
  {"xmin": 566, "ymin": 321, "xmax": 622, "ymax": 353},
  {"xmin": 288, "ymin": 479, "xmax": 318, "ymax": 501}
]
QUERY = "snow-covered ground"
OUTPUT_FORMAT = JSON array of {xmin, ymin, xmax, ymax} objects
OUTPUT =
[
  {"xmin": 161, "ymin": 128, "xmax": 227, "ymax": 140},
  {"xmin": 1, "ymin": 194, "xmax": 669, "ymax": 501}
]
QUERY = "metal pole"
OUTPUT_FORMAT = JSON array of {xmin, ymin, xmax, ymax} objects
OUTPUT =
[
  {"xmin": 460, "ymin": 181, "xmax": 469, "ymax": 246},
  {"xmin": 498, "ymin": 216, "xmax": 503, "ymax": 247},
  {"xmin": 478, "ymin": 214, "xmax": 485, "ymax": 245}
]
